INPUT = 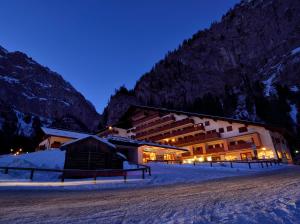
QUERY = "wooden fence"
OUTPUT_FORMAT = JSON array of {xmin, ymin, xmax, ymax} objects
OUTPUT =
[
  {"xmin": 147, "ymin": 159, "xmax": 281, "ymax": 169},
  {"xmin": 193, "ymin": 159, "xmax": 281, "ymax": 169},
  {"xmin": 0, "ymin": 165, "xmax": 151, "ymax": 183}
]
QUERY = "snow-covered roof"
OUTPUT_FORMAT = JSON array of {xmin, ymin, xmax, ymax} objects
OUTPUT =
[
  {"xmin": 61, "ymin": 135, "xmax": 116, "ymax": 149},
  {"xmin": 41, "ymin": 127, "xmax": 90, "ymax": 139},
  {"xmin": 116, "ymin": 152, "xmax": 127, "ymax": 160},
  {"xmin": 105, "ymin": 135, "xmax": 188, "ymax": 152}
]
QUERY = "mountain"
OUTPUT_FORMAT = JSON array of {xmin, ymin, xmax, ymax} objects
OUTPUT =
[
  {"xmin": 103, "ymin": 0, "xmax": 300, "ymax": 148},
  {"xmin": 0, "ymin": 45, "xmax": 100, "ymax": 153}
]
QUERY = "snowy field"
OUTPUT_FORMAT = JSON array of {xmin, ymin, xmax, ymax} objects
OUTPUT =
[
  {"xmin": 0, "ymin": 150, "xmax": 290, "ymax": 190},
  {"xmin": 0, "ymin": 167, "xmax": 299, "ymax": 224},
  {"xmin": 0, "ymin": 150, "xmax": 299, "ymax": 223}
]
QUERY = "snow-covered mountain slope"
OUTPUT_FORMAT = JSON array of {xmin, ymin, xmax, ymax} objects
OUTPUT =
[
  {"xmin": 0, "ymin": 46, "xmax": 100, "ymax": 153},
  {"xmin": 104, "ymin": 0, "xmax": 300, "ymax": 139}
]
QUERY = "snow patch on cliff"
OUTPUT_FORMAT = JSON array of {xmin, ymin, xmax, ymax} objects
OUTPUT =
[
  {"xmin": 34, "ymin": 81, "xmax": 52, "ymax": 88},
  {"xmin": 290, "ymin": 104, "xmax": 298, "ymax": 124},
  {"xmin": 290, "ymin": 86, "xmax": 299, "ymax": 92},
  {"xmin": 262, "ymin": 63, "xmax": 283, "ymax": 97},
  {"xmin": 22, "ymin": 92, "xmax": 36, "ymax": 100},
  {"xmin": 291, "ymin": 47, "xmax": 300, "ymax": 55},
  {"xmin": 0, "ymin": 75, "xmax": 20, "ymax": 84},
  {"xmin": 14, "ymin": 110, "xmax": 34, "ymax": 137}
]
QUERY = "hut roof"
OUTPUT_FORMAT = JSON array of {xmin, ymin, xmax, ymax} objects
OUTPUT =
[
  {"xmin": 41, "ymin": 127, "xmax": 90, "ymax": 139},
  {"xmin": 61, "ymin": 135, "xmax": 117, "ymax": 149}
]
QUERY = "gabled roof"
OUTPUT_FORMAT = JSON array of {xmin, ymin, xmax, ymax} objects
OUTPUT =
[
  {"xmin": 106, "ymin": 135, "xmax": 188, "ymax": 152},
  {"xmin": 41, "ymin": 127, "xmax": 91, "ymax": 139},
  {"xmin": 61, "ymin": 135, "xmax": 116, "ymax": 148},
  {"xmin": 115, "ymin": 105, "xmax": 285, "ymax": 132}
]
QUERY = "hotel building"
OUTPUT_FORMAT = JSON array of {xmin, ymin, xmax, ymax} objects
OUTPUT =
[{"xmin": 97, "ymin": 105, "xmax": 292, "ymax": 163}]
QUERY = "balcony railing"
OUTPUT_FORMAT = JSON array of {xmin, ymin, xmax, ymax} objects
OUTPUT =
[
  {"xmin": 135, "ymin": 115, "xmax": 175, "ymax": 133},
  {"xmin": 173, "ymin": 132, "xmax": 221, "ymax": 147},
  {"xmin": 133, "ymin": 113, "xmax": 161, "ymax": 126},
  {"xmin": 147, "ymin": 125, "xmax": 205, "ymax": 141},
  {"xmin": 136, "ymin": 118, "xmax": 196, "ymax": 139},
  {"xmin": 193, "ymin": 149, "xmax": 204, "ymax": 155},
  {"xmin": 181, "ymin": 152, "xmax": 191, "ymax": 157},
  {"xmin": 228, "ymin": 142, "xmax": 253, "ymax": 151},
  {"xmin": 206, "ymin": 147, "xmax": 225, "ymax": 154}
]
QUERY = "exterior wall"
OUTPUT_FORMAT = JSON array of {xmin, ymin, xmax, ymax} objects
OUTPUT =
[
  {"xmin": 269, "ymin": 131, "xmax": 292, "ymax": 161},
  {"xmin": 63, "ymin": 137, "xmax": 123, "ymax": 170},
  {"xmin": 114, "ymin": 127, "xmax": 130, "ymax": 137},
  {"xmin": 38, "ymin": 136, "xmax": 74, "ymax": 150}
]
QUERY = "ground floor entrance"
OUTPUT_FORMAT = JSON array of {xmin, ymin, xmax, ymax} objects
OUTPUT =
[{"xmin": 140, "ymin": 146, "xmax": 186, "ymax": 164}]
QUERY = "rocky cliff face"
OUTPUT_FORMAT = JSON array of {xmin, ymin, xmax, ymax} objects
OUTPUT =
[
  {"xmin": 105, "ymin": 0, "xmax": 300, "ymax": 137},
  {"xmin": 0, "ymin": 46, "xmax": 100, "ymax": 153}
]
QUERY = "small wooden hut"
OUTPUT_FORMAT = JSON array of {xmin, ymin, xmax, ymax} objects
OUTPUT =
[{"xmin": 61, "ymin": 136, "xmax": 124, "ymax": 170}]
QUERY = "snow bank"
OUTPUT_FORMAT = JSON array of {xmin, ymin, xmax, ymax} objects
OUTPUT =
[
  {"xmin": 0, "ymin": 149, "xmax": 65, "ymax": 181},
  {"xmin": 0, "ymin": 149, "xmax": 65, "ymax": 169}
]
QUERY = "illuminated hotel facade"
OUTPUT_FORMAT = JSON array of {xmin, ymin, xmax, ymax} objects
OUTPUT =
[{"xmin": 97, "ymin": 105, "xmax": 292, "ymax": 163}]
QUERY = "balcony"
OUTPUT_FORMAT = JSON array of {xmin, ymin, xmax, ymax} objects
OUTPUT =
[
  {"xmin": 135, "ymin": 115, "xmax": 175, "ymax": 133},
  {"xmin": 181, "ymin": 152, "xmax": 191, "ymax": 157},
  {"xmin": 228, "ymin": 142, "xmax": 253, "ymax": 151},
  {"xmin": 147, "ymin": 125, "xmax": 205, "ymax": 141},
  {"xmin": 173, "ymin": 132, "xmax": 221, "ymax": 147},
  {"xmin": 206, "ymin": 147, "xmax": 225, "ymax": 154},
  {"xmin": 193, "ymin": 148, "xmax": 204, "ymax": 155},
  {"xmin": 136, "ymin": 118, "xmax": 196, "ymax": 139},
  {"xmin": 133, "ymin": 113, "xmax": 161, "ymax": 126}
]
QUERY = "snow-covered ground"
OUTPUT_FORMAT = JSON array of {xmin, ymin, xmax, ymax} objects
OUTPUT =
[
  {"xmin": 0, "ymin": 166, "xmax": 299, "ymax": 224},
  {"xmin": 0, "ymin": 149, "xmax": 290, "ymax": 190}
]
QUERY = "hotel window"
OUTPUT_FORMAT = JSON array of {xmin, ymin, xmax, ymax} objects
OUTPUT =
[
  {"xmin": 227, "ymin": 126, "xmax": 233, "ymax": 132},
  {"xmin": 205, "ymin": 121, "xmax": 210, "ymax": 126},
  {"xmin": 229, "ymin": 141, "xmax": 235, "ymax": 146},
  {"xmin": 238, "ymin": 127, "xmax": 248, "ymax": 133},
  {"xmin": 208, "ymin": 145, "xmax": 214, "ymax": 149},
  {"xmin": 219, "ymin": 128, "xmax": 224, "ymax": 133}
]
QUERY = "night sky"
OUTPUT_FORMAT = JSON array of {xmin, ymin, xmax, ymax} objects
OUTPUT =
[{"xmin": 0, "ymin": 0, "xmax": 239, "ymax": 113}]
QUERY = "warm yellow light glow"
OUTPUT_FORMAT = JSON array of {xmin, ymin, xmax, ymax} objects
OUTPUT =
[
  {"xmin": 165, "ymin": 139, "xmax": 169, "ymax": 142},
  {"xmin": 183, "ymin": 159, "xmax": 194, "ymax": 164},
  {"xmin": 108, "ymin": 126, "xmax": 113, "ymax": 130},
  {"xmin": 207, "ymin": 156, "xmax": 212, "ymax": 161},
  {"xmin": 198, "ymin": 157, "xmax": 204, "ymax": 162},
  {"xmin": 171, "ymin": 138, "xmax": 175, "ymax": 142},
  {"xmin": 19, "ymin": 148, "xmax": 22, "ymax": 152},
  {"xmin": 257, "ymin": 149, "xmax": 274, "ymax": 159},
  {"xmin": 10, "ymin": 149, "xmax": 13, "ymax": 152},
  {"xmin": 225, "ymin": 155, "xmax": 237, "ymax": 161}
]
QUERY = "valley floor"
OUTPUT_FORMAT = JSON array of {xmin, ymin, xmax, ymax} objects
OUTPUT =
[{"xmin": 0, "ymin": 166, "xmax": 300, "ymax": 224}]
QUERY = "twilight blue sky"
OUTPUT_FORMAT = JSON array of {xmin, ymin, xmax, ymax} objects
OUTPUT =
[{"xmin": 0, "ymin": 0, "xmax": 239, "ymax": 113}]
